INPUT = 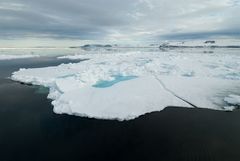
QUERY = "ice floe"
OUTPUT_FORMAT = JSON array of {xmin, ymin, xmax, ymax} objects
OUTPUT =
[
  {"xmin": 52, "ymin": 76, "xmax": 191, "ymax": 120},
  {"xmin": 11, "ymin": 49, "xmax": 240, "ymax": 120},
  {"xmin": 0, "ymin": 54, "xmax": 39, "ymax": 60}
]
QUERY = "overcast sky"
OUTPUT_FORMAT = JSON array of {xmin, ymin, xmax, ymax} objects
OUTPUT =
[{"xmin": 0, "ymin": 0, "xmax": 240, "ymax": 46}]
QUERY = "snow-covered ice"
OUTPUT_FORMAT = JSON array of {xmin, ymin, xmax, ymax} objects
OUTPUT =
[
  {"xmin": 159, "ymin": 76, "xmax": 240, "ymax": 109},
  {"xmin": 159, "ymin": 39, "xmax": 240, "ymax": 48},
  {"xmin": 52, "ymin": 76, "xmax": 191, "ymax": 120},
  {"xmin": 0, "ymin": 54, "xmax": 39, "ymax": 60},
  {"xmin": 224, "ymin": 95, "xmax": 240, "ymax": 106},
  {"xmin": 11, "ymin": 49, "xmax": 240, "ymax": 120}
]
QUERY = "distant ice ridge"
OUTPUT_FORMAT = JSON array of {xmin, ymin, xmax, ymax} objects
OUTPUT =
[
  {"xmin": 12, "ymin": 50, "xmax": 240, "ymax": 120},
  {"xmin": 159, "ymin": 39, "xmax": 240, "ymax": 48},
  {"xmin": 0, "ymin": 54, "xmax": 39, "ymax": 60}
]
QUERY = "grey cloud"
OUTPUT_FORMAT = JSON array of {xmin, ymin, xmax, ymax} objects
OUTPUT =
[
  {"xmin": 160, "ymin": 29, "xmax": 240, "ymax": 40},
  {"xmin": 0, "ymin": 0, "xmax": 239, "ymax": 40}
]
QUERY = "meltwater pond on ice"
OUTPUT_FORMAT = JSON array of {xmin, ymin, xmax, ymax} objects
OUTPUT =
[{"xmin": 92, "ymin": 75, "xmax": 138, "ymax": 88}]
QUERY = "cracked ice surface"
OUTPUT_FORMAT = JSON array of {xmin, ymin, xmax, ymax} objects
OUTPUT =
[{"xmin": 12, "ymin": 50, "xmax": 240, "ymax": 120}]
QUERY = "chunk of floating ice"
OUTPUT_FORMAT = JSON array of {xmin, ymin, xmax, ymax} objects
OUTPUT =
[
  {"xmin": 224, "ymin": 95, "xmax": 240, "ymax": 106},
  {"xmin": 0, "ymin": 54, "xmax": 39, "ymax": 60},
  {"xmin": 52, "ymin": 76, "xmax": 191, "ymax": 120},
  {"xmin": 11, "ymin": 51, "xmax": 240, "ymax": 120}
]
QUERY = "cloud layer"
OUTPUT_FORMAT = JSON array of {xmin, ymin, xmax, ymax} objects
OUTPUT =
[{"xmin": 0, "ymin": 0, "xmax": 239, "ymax": 41}]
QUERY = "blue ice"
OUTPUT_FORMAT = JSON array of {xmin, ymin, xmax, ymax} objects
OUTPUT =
[{"xmin": 93, "ymin": 75, "xmax": 138, "ymax": 88}]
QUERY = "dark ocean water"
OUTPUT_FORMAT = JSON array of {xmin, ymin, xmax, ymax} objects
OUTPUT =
[{"xmin": 0, "ymin": 57, "xmax": 240, "ymax": 161}]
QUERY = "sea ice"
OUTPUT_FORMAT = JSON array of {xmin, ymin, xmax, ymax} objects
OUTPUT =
[
  {"xmin": 159, "ymin": 39, "xmax": 240, "ymax": 48},
  {"xmin": 11, "ymin": 49, "xmax": 240, "ymax": 120},
  {"xmin": 224, "ymin": 95, "xmax": 240, "ymax": 106},
  {"xmin": 52, "ymin": 76, "xmax": 191, "ymax": 120},
  {"xmin": 0, "ymin": 54, "xmax": 39, "ymax": 60}
]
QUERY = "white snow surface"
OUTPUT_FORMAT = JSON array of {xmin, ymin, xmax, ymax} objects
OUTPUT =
[
  {"xmin": 11, "ymin": 50, "xmax": 240, "ymax": 120},
  {"xmin": 0, "ymin": 54, "xmax": 39, "ymax": 60},
  {"xmin": 224, "ymin": 95, "xmax": 240, "ymax": 106}
]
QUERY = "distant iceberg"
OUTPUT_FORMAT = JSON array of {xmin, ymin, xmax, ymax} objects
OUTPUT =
[
  {"xmin": 69, "ymin": 44, "xmax": 112, "ymax": 51},
  {"xmin": 82, "ymin": 44, "xmax": 112, "ymax": 48}
]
